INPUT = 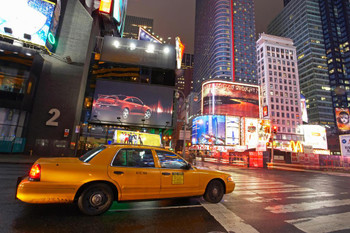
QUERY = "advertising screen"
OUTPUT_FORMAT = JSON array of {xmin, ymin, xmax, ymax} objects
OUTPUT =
[
  {"xmin": 202, "ymin": 81, "xmax": 259, "ymax": 118},
  {"xmin": 0, "ymin": 0, "xmax": 55, "ymax": 47},
  {"xmin": 138, "ymin": 27, "xmax": 162, "ymax": 44},
  {"xmin": 244, "ymin": 118, "xmax": 259, "ymax": 149},
  {"xmin": 191, "ymin": 115, "xmax": 226, "ymax": 145},
  {"xmin": 113, "ymin": 130, "xmax": 161, "ymax": 147},
  {"xmin": 301, "ymin": 125, "xmax": 328, "ymax": 150},
  {"xmin": 340, "ymin": 134, "xmax": 350, "ymax": 157},
  {"xmin": 226, "ymin": 116, "xmax": 240, "ymax": 145},
  {"xmin": 91, "ymin": 80, "xmax": 174, "ymax": 127},
  {"xmin": 113, "ymin": 0, "xmax": 127, "ymax": 36},
  {"xmin": 335, "ymin": 107, "xmax": 350, "ymax": 131},
  {"xmin": 300, "ymin": 94, "xmax": 308, "ymax": 123}
]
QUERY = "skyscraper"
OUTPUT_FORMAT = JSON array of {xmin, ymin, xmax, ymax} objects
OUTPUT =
[
  {"xmin": 319, "ymin": 1, "xmax": 350, "ymax": 121},
  {"xmin": 123, "ymin": 15, "xmax": 153, "ymax": 40},
  {"xmin": 268, "ymin": 0, "xmax": 334, "ymax": 127},
  {"xmin": 193, "ymin": 0, "xmax": 257, "ymax": 93},
  {"xmin": 257, "ymin": 33, "xmax": 303, "ymax": 141}
]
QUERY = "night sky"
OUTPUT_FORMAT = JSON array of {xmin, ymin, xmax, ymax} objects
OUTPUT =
[{"xmin": 127, "ymin": 0, "xmax": 284, "ymax": 54}]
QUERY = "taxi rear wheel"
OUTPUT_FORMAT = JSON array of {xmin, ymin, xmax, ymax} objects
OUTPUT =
[
  {"xmin": 204, "ymin": 180, "xmax": 224, "ymax": 203},
  {"xmin": 78, "ymin": 183, "xmax": 114, "ymax": 215}
]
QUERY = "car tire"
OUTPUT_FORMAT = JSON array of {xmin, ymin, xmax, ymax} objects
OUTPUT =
[
  {"xmin": 144, "ymin": 110, "xmax": 151, "ymax": 119},
  {"xmin": 204, "ymin": 180, "xmax": 224, "ymax": 203},
  {"xmin": 122, "ymin": 108, "xmax": 129, "ymax": 119},
  {"xmin": 77, "ymin": 183, "xmax": 114, "ymax": 216}
]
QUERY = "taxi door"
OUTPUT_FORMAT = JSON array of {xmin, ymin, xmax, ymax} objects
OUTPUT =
[
  {"xmin": 155, "ymin": 150, "xmax": 200, "ymax": 198},
  {"xmin": 108, "ymin": 148, "xmax": 160, "ymax": 200}
]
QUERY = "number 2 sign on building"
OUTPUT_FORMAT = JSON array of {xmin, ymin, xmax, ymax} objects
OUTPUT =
[{"xmin": 46, "ymin": 108, "xmax": 60, "ymax": 126}]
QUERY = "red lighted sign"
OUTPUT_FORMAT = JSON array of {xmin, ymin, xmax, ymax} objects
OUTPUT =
[
  {"xmin": 99, "ymin": 0, "xmax": 112, "ymax": 14},
  {"xmin": 263, "ymin": 106, "xmax": 268, "ymax": 117}
]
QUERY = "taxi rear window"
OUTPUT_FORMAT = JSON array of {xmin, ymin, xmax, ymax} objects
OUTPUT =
[{"xmin": 79, "ymin": 146, "xmax": 106, "ymax": 162}]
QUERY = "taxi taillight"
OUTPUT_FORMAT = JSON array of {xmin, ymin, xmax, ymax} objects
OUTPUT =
[{"xmin": 29, "ymin": 164, "xmax": 41, "ymax": 181}]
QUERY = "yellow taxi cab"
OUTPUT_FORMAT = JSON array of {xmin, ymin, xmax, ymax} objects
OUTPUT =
[{"xmin": 16, "ymin": 145, "xmax": 235, "ymax": 215}]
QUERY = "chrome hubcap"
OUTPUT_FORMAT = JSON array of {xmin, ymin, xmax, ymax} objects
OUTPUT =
[
  {"xmin": 90, "ymin": 193, "xmax": 104, "ymax": 206},
  {"xmin": 212, "ymin": 187, "xmax": 218, "ymax": 196}
]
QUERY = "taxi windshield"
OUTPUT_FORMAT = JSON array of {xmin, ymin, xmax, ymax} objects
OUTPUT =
[{"xmin": 79, "ymin": 146, "xmax": 106, "ymax": 162}]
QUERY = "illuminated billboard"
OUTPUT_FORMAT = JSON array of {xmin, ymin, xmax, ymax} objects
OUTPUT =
[
  {"xmin": 191, "ymin": 115, "xmax": 226, "ymax": 145},
  {"xmin": 340, "ymin": 134, "xmax": 350, "ymax": 157},
  {"xmin": 335, "ymin": 107, "xmax": 350, "ymax": 131},
  {"xmin": 202, "ymin": 81, "xmax": 259, "ymax": 118},
  {"xmin": 300, "ymin": 125, "xmax": 328, "ymax": 150},
  {"xmin": 91, "ymin": 80, "xmax": 174, "ymax": 127},
  {"xmin": 300, "ymin": 94, "xmax": 308, "ymax": 123},
  {"xmin": 0, "ymin": 0, "xmax": 55, "ymax": 47},
  {"xmin": 113, "ymin": 130, "xmax": 161, "ymax": 147},
  {"xmin": 243, "ymin": 118, "xmax": 259, "ymax": 149},
  {"xmin": 113, "ymin": 0, "xmax": 127, "ymax": 36},
  {"xmin": 226, "ymin": 116, "xmax": 240, "ymax": 145},
  {"xmin": 138, "ymin": 27, "xmax": 162, "ymax": 44}
]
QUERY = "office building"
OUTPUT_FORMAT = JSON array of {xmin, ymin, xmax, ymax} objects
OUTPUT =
[
  {"xmin": 123, "ymin": 15, "xmax": 153, "ymax": 40},
  {"xmin": 268, "ymin": 0, "xmax": 334, "ymax": 127},
  {"xmin": 193, "ymin": 0, "xmax": 257, "ymax": 93},
  {"xmin": 257, "ymin": 33, "xmax": 303, "ymax": 141}
]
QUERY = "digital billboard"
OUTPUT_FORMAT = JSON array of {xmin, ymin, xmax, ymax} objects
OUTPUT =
[
  {"xmin": 244, "ymin": 118, "xmax": 259, "ymax": 149},
  {"xmin": 91, "ymin": 80, "xmax": 174, "ymax": 127},
  {"xmin": 113, "ymin": 130, "xmax": 161, "ymax": 147},
  {"xmin": 138, "ymin": 27, "xmax": 162, "ymax": 44},
  {"xmin": 112, "ymin": 0, "xmax": 127, "ymax": 36},
  {"xmin": 339, "ymin": 134, "xmax": 350, "ymax": 157},
  {"xmin": 300, "ymin": 125, "xmax": 328, "ymax": 150},
  {"xmin": 202, "ymin": 81, "xmax": 259, "ymax": 118},
  {"xmin": 226, "ymin": 116, "xmax": 240, "ymax": 145},
  {"xmin": 191, "ymin": 115, "xmax": 226, "ymax": 145},
  {"xmin": 300, "ymin": 94, "xmax": 308, "ymax": 123},
  {"xmin": 335, "ymin": 107, "xmax": 350, "ymax": 131},
  {"xmin": 0, "ymin": 0, "xmax": 55, "ymax": 47}
]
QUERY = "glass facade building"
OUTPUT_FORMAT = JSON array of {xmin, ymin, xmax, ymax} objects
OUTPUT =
[
  {"xmin": 268, "ymin": 0, "xmax": 334, "ymax": 126},
  {"xmin": 193, "ymin": 0, "xmax": 257, "ymax": 93}
]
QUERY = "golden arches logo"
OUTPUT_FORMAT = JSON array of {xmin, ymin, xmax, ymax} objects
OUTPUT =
[{"xmin": 289, "ymin": 140, "xmax": 303, "ymax": 153}]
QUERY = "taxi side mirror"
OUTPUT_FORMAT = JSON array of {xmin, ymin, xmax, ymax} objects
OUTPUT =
[{"xmin": 182, "ymin": 163, "xmax": 192, "ymax": 170}]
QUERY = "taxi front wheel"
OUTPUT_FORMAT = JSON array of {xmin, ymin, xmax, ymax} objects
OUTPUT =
[
  {"xmin": 204, "ymin": 180, "xmax": 224, "ymax": 203},
  {"xmin": 78, "ymin": 183, "xmax": 114, "ymax": 215}
]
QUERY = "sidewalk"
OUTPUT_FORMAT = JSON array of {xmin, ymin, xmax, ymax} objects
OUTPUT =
[{"xmin": 0, "ymin": 153, "xmax": 42, "ymax": 164}]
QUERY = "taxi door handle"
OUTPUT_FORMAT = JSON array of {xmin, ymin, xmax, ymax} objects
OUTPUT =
[
  {"xmin": 162, "ymin": 172, "xmax": 171, "ymax": 175},
  {"xmin": 114, "ymin": 171, "xmax": 124, "ymax": 175}
]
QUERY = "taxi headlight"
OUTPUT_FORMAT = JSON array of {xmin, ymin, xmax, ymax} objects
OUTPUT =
[{"xmin": 227, "ymin": 176, "xmax": 234, "ymax": 182}]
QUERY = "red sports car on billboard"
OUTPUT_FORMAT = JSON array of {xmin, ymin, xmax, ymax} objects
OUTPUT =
[{"xmin": 94, "ymin": 94, "xmax": 152, "ymax": 119}]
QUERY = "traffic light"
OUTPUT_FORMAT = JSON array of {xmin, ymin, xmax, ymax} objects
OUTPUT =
[
  {"xmin": 272, "ymin": 126, "xmax": 278, "ymax": 134},
  {"xmin": 266, "ymin": 142, "xmax": 270, "ymax": 147}
]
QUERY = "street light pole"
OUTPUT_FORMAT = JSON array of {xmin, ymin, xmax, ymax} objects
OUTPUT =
[{"xmin": 182, "ymin": 100, "xmax": 188, "ymax": 157}]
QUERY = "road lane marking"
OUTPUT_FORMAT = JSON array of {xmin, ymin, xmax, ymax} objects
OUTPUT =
[
  {"xmin": 266, "ymin": 199, "xmax": 350, "ymax": 213},
  {"xmin": 286, "ymin": 212, "xmax": 350, "ymax": 233},
  {"xmin": 245, "ymin": 197, "xmax": 282, "ymax": 203},
  {"xmin": 201, "ymin": 201, "xmax": 259, "ymax": 233},
  {"xmin": 108, "ymin": 204, "xmax": 202, "ymax": 212}
]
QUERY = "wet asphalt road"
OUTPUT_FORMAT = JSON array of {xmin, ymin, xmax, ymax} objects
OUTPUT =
[{"xmin": 1, "ymin": 163, "xmax": 350, "ymax": 233}]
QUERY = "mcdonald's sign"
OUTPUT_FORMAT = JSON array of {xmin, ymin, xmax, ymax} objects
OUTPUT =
[{"xmin": 289, "ymin": 140, "xmax": 303, "ymax": 153}]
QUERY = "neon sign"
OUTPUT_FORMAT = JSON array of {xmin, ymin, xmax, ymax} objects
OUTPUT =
[{"xmin": 289, "ymin": 140, "xmax": 303, "ymax": 153}]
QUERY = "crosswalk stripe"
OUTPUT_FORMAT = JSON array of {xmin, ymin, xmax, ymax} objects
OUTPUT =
[
  {"xmin": 201, "ymin": 201, "xmax": 259, "ymax": 233},
  {"xmin": 235, "ymin": 184, "xmax": 298, "ymax": 190},
  {"xmin": 286, "ymin": 192, "xmax": 334, "ymax": 199},
  {"xmin": 286, "ymin": 212, "xmax": 350, "ymax": 233},
  {"xmin": 232, "ymin": 187, "xmax": 314, "ymax": 195},
  {"xmin": 266, "ymin": 199, "xmax": 350, "ymax": 213}
]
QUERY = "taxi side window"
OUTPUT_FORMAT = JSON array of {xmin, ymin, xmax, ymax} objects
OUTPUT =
[
  {"xmin": 156, "ymin": 150, "xmax": 187, "ymax": 169},
  {"xmin": 112, "ymin": 149, "xmax": 154, "ymax": 167}
]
